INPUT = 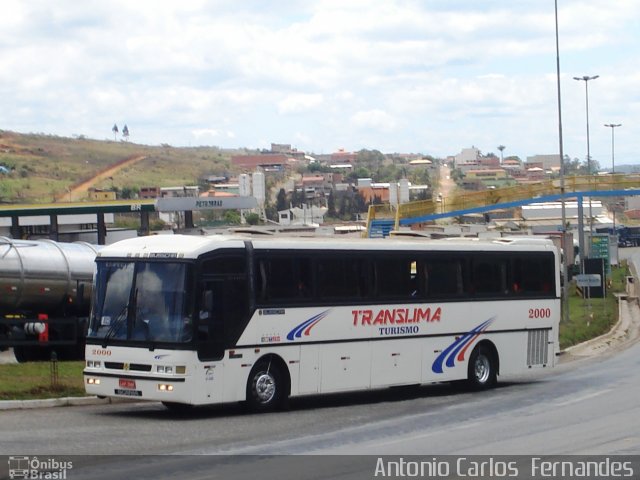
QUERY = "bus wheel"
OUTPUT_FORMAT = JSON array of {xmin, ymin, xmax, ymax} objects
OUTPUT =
[
  {"xmin": 467, "ymin": 344, "xmax": 497, "ymax": 389},
  {"xmin": 246, "ymin": 360, "xmax": 284, "ymax": 412}
]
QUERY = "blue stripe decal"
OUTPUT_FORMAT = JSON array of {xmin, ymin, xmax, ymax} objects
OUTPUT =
[
  {"xmin": 286, "ymin": 310, "xmax": 331, "ymax": 341},
  {"xmin": 431, "ymin": 318, "xmax": 494, "ymax": 374}
]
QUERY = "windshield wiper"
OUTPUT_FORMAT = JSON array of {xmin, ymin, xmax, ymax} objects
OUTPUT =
[
  {"xmin": 102, "ymin": 289, "xmax": 138, "ymax": 348},
  {"xmin": 101, "ymin": 304, "xmax": 128, "ymax": 348}
]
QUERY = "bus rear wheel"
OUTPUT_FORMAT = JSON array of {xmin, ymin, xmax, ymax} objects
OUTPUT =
[
  {"xmin": 467, "ymin": 344, "xmax": 497, "ymax": 389},
  {"xmin": 246, "ymin": 360, "xmax": 284, "ymax": 412}
]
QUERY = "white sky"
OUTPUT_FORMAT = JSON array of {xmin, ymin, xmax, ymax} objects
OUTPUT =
[{"xmin": 1, "ymin": 1, "xmax": 638, "ymax": 165}]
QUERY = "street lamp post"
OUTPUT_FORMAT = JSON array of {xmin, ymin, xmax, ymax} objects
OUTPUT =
[
  {"xmin": 555, "ymin": 0, "xmax": 569, "ymax": 325},
  {"xmin": 573, "ymin": 74, "xmax": 599, "ymax": 258},
  {"xmin": 604, "ymin": 123, "xmax": 621, "ymax": 173},
  {"xmin": 604, "ymin": 123, "xmax": 622, "ymax": 229}
]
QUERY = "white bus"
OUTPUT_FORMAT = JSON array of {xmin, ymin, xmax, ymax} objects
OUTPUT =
[{"xmin": 84, "ymin": 235, "xmax": 559, "ymax": 411}]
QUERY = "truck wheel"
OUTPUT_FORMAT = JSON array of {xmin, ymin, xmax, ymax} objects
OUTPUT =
[
  {"xmin": 13, "ymin": 347, "xmax": 30, "ymax": 363},
  {"xmin": 13, "ymin": 346, "xmax": 51, "ymax": 362}
]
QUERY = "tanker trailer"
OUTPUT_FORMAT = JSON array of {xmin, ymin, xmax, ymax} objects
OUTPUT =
[{"xmin": 0, "ymin": 237, "xmax": 100, "ymax": 362}]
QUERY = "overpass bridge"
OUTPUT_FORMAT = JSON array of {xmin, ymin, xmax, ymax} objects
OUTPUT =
[{"xmin": 366, "ymin": 174, "xmax": 640, "ymax": 238}]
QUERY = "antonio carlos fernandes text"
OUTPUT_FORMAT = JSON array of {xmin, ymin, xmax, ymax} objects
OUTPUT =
[{"xmin": 374, "ymin": 457, "xmax": 635, "ymax": 478}]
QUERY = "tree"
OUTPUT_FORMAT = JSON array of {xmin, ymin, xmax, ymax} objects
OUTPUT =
[
  {"xmin": 120, "ymin": 186, "xmax": 139, "ymax": 199},
  {"xmin": 408, "ymin": 168, "xmax": 430, "ymax": 185},
  {"xmin": 347, "ymin": 166, "xmax": 371, "ymax": 183},
  {"xmin": 327, "ymin": 189, "xmax": 337, "ymax": 217},
  {"xmin": 112, "ymin": 124, "xmax": 118, "ymax": 141},
  {"xmin": 264, "ymin": 202, "xmax": 278, "ymax": 222},
  {"xmin": 275, "ymin": 188, "xmax": 287, "ymax": 212},
  {"xmin": 375, "ymin": 164, "xmax": 399, "ymax": 182},
  {"xmin": 338, "ymin": 194, "xmax": 349, "ymax": 217},
  {"xmin": 356, "ymin": 149, "xmax": 385, "ymax": 167},
  {"xmin": 308, "ymin": 162, "xmax": 331, "ymax": 173},
  {"xmin": 122, "ymin": 124, "xmax": 130, "ymax": 141},
  {"xmin": 564, "ymin": 155, "xmax": 599, "ymax": 175},
  {"xmin": 290, "ymin": 189, "xmax": 303, "ymax": 208},
  {"xmin": 450, "ymin": 167, "xmax": 465, "ymax": 184},
  {"xmin": 411, "ymin": 189, "xmax": 430, "ymax": 201},
  {"xmin": 354, "ymin": 191, "xmax": 367, "ymax": 213}
]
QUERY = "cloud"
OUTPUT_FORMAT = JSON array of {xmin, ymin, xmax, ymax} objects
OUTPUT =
[
  {"xmin": 350, "ymin": 109, "xmax": 398, "ymax": 132},
  {"xmin": 0, "ymin": 1, "xmax": 638, "ymax": 162},
  {"xmin": 191, "ymin": 128, "xmax": 235, "ymax": 139},
  {"xmin": 278, "ymin": 94, "xmax": 324, "ymax": 114}
]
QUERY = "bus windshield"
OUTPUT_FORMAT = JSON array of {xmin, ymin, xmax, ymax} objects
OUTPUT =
[{"xmin": 88, "ymin": 261, "xmax": 193, "ymax": 344}]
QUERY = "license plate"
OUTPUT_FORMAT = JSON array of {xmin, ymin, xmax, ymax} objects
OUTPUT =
[
  {"xmin": 114, "ymin": 389, "xmax": 142, "ymax": 397},
  {"xmin": 119, "ymin": 379, "xmax": 136, "ymax": 389}
]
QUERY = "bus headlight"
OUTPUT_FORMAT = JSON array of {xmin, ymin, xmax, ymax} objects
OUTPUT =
[
  {"xmin": 158, "ymin": 384, "xmax": 174, "ymax": 392},
  {"xmin": 86, "ymin": 360, "xmax": 101, "ymax": 368},
  {"xmin": 156, "ymin": 365, "xmax": 186, "ymax": 374},
  {"xmin": 86, "ymin": 377, "xmax": 101, "ymax": 385}
]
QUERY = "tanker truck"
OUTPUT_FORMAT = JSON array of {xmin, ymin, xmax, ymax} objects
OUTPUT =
[{"xmin": 0, "ymin": 237, "xmax": 100, "ymax": 362}]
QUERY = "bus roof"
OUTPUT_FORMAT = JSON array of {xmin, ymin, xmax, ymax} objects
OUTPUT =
[{"xmin": 97, "ymin": 234, "xmax": 557, "ymax": 260}]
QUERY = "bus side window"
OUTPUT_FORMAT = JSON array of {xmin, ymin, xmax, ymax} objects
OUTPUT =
[
  {"xmin": 255, "ymin": 256, "xmax": 312, "ymax": 303},
  {"xmin": 414, "ymin": 260, "xmax": 430, "ymax": 298},
  {"xmin": 425, "ymin": 258, "xmax": 462, "ymax": 297},
  {"xmin": 257, "ymin": 260, "xmax": 267, "ymax": 302},
  {"xmin": 375, "ymin": 257, "xmax": 416, "ymax": 299}
]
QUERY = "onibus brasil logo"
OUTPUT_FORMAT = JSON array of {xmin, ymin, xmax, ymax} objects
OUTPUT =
[{"xmin": 8, "ymin": 456, "xmax": 73, "ymax": 479}]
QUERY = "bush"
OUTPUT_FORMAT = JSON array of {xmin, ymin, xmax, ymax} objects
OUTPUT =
[{"xmin": 245, "ymin": 213, "xmax": 261, "ymax": 225}]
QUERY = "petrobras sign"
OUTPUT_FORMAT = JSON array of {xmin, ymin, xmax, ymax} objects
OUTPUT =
[{"xmin": 155, "ymin": 196, "xmax": 258, "ymax": 212}]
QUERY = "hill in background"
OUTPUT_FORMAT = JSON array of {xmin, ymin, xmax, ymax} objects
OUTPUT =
[{"xmin": 0, "ymin": 130, "xmax": 244, "ymax": 203}]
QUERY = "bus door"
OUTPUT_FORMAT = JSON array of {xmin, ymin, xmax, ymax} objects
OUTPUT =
[
  {"xmin": 197, "ymin": 280, "xmax": 226, "ymax": 403},
  {"xmin": 197, "ymin": 253, "xmax": 249, "ymax": 402}
]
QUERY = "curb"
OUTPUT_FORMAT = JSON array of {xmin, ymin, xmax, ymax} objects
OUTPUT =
[
  {"xmin": 562, "ymin": 296, "xmax": 638, "ymax": 358},
  {"xmin": 0, "ymin": 396, "xmax": 133, "ymax": 411}
]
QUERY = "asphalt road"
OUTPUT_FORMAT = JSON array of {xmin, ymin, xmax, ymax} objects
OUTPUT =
[
  {"xmin": 2, "ymin": 338, "xmax": 639, "ymax": 455},
  {"xmin": 3, "ymin": 340, "xmax": 639, "ymax": 480}
]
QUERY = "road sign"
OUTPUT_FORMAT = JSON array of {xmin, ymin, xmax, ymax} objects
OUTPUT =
[
  {"xmin": 589, "ymin": 233, "xmax": 610, "ymax": 274},
  {"xmin": 575, "ymin": 274, "xmax": 601, "ymax": 287}
]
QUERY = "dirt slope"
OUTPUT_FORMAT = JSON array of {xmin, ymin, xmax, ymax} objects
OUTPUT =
[{"xmin": 55, "ymin": 155, "xmax": 146, "ymax": 202}]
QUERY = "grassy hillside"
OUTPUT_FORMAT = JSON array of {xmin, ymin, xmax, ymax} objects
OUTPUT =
[{"xmin": 0, "ymin": 130, "xmax": 247, "ymax": 203}]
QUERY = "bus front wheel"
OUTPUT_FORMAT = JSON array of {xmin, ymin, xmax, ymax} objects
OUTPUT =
[
  {"xmin": 246, "ymin": 360, "xmax": 284, "ymax": 412},
  {"xmin": 467, "ymin": 344, "xmax": 497, "ymax": 389}
]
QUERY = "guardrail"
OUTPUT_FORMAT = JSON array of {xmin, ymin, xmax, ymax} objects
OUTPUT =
[{"xmin": 365, "ymin": 174, "xmax": 640, "ymax": 237}]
